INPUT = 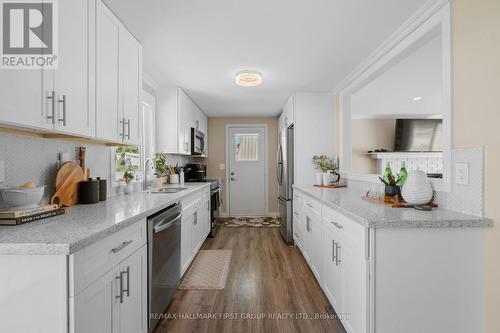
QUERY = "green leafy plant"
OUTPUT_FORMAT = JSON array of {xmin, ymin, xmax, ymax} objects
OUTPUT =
[
  {"xmin": 378, "ymin": 173, "xmax": 403, "ymax": 186},
  {"xmin": 312, "ymin": 155, "xmax": 337, "ymax": 172},
  {"xmin": 123, "ymin": 170, "xmax": 135, "ymax": 185},
  {"xmin": 154, "ymin": 153, "xmax": 166, "ymax": 176}
]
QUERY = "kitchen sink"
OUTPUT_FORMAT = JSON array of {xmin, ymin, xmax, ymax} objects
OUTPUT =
[{"xmin": 150, "ymin": 187, "xmax": 188, "ymax": 194}]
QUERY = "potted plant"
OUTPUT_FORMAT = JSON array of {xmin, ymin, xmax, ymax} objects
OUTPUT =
[
  {"xmin": 154, "ymin": 153, "xmax": 168, "ymax": 184},
  {"xmin": 312, "ymin": 155, "xmax": 339, "ymax": 185},
  {"xmin": 123, "ymin": 170, "xmax": 135, "ymax": 194},
  {"xmin": 378, "ymin": 173, "xmax": 403, "ymax": 199}
]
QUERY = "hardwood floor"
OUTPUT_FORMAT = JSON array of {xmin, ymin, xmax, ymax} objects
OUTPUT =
[{"xmin": 155, "ymin": 227, "xmax": 346, "ymax": 333}]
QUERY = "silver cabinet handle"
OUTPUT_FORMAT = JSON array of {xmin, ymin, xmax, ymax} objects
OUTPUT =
[
  {"xmin": 307, "ymin": 203, "xmax": 313, "ymax": 208},
  {"xmin": 330, "ymin": 221, "xmax": 344, "ymax": 229},
  {"xmin": 116, "ymin": 273, "xmax": 124, "ymax": 303},
  {"xmin": 47, "ymin": 91, "xmax": 56, "ymax": 124},
  {"xmin": 123, "ymin": 266, "xmax": 130, "ymax": 297},
  {"xmin": 57, "ymin": 95, "xmax": 66, "ymax": 126},
  {"xmin": 335, "ymin": 242, "xmax": 342, "ymax": 266},
  {"xmin": 120, "ymin": 117, "xmax": 125, "ymax": 139},
  {"xmin": 111, "ymin": 240, "xmax": 133, "ymax": 253},
  {"xmin": 332, "ymin": 239, "xmax": 336, "ymax": 262},
  {"xmin": 126, "ymin": 119, "xmax": 131, "ymax": 139}
]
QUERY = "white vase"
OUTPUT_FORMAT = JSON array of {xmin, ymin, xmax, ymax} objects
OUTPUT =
[
  {"xmin": 315, "ymin": 173, "xmax": 323, "ymax": 186},
  {"xmin": 322, "ymin": 172, "xmax": 333, "ymax": 186},
  {"xmin": 123, "ymin": 183, "xmax": 134, "ymax": 195},
  {"xmin": 401, "ymin": 170, "xmax": 433, "ymax": 205}
]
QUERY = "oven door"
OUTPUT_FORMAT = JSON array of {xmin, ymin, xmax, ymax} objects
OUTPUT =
[{"xmin": 191, "ymin": 128, "xmax": 206, "ymax": 155}]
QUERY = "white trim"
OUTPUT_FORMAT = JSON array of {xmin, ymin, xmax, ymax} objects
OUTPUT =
[
  {"xmin": 225, "ymin": 124, "xmax": 269, "ymax": 217},
  {"xmin": 142, "ymin": 72, "xmax": 160, "ymax": 91},
  {"xmin": 337, "ymin": 1, "xmax": 452, "ymax": 192}
]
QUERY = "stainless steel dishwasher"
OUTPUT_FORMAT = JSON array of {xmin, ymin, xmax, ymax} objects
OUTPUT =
[{"xmin": 147, "ymin": 202, "xmax": 182, "ymax": 332}]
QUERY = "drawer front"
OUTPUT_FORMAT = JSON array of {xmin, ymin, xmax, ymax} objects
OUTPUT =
[
  {"xmin": 293, "ymin": 192, "xmax": 303, "ymax": 213},
  {"xmin": 303, "ymin": 195, "xmax": 321, "ymax": 220},
  {"xmin": 70, "ymin": 220, "xmax": 147, "ymax": 296},
  {"xmin": 322, "ymin": 205, "xmax": 366, "ymax": 254}
]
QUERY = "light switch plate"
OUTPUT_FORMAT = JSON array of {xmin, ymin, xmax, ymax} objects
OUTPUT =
[
  {"xmin": 0, "ymin": 160, "xmax": 4, "ymax": 183},
  {"xmin": 219, "ymin": 164, "xmax": 225, "ymax": 170},
  {"xmin": 455, "ymin": 162, "xmax": 469, "ymax": 185}
]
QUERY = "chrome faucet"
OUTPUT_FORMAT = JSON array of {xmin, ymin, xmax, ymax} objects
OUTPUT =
[{"xmin": 143, "ymin": 157, "xmax": 156, "ymax": 190}]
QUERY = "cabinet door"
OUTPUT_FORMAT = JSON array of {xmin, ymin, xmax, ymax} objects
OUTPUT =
[
  {"xmin": 302, "ymin": 215, "xmax": 312, "ymax": 262},
  {"xmin": 119, "ymin": 29, "xmax": 142, "ymax": 145},
  {"xmin": 309, "ymin": 215, "xmax": 323, "ymax": 282},
  {"xmin": 292, "ymin": 210, "xmax": 303, "ymax": 250},
  {"xmin": 73, "ymin": 266, "xmax": 120, "ymax": 333},
  {"xmin": 119, "ymin": 245, "xmax": 147, "ymax": 333},
  {"xmin": 181, "ymin": 212, "xmax": 193, "ymax": 275},
  {"xmin": 48, "ymin": 0, "xmax": 93, "ymax": 136},
  {"xmin": 96, "ymin": 2, "xmax": 121, "ymax": 142},
  {"xmin": 0, "ymin": 71, "xmax": 47, "ymax": 129},
  {"xmin": 341, "ymin": 241, "xmax": 368, "ymax": 333},
  {"xmin": 322, "ymin": 228, "xmax": 343, "ymax": 313},
  {"xmin": 177, "ymin": 89, "xmax": 191, "ymax": 154}
]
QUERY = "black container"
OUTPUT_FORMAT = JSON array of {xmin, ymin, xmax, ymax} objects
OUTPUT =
[
  {"xmin": 79, "ymin": 178, "xmax": 100, "ymax": 204},
  {"xmin": 385, "ymin": 185, "xmax": 401, "ymax": 196},
  {"xmin": 96, "ymin": 177, "xmax": 107, "ymax": 201}
]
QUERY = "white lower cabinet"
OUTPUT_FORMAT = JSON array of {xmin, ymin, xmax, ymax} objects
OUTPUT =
[
  {"xmin": 70, "ymin": 221, "xmax": 148, "ymax": 333},
  {"xmin": 294, "ymin": 192, "xmax": 368, "ymax": 333},
  {"xmin": 73, "ymin": 265, "xmax": 119, "ymax": 333},
  {"xmin": 181, "ymin": 189, "xmax": 211, "ymax": 276},
  {"xmin": 322, "ymin": 227, "xmax": 343, "ymax": 311}
]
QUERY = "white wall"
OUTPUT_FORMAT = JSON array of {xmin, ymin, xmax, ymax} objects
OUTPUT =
[{"xmin": 351, "ymin": 34, "xmax": 442, "ymax": 119}]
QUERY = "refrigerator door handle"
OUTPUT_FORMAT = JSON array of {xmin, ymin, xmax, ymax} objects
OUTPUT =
[{"xmin": 276, "ymin": 145, "xmax": 283, "ymax": 185}]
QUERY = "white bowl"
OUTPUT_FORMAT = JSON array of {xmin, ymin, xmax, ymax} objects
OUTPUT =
[{"xmin": 0, "ymin": 186, "xmax": 45, "ymax": 209}]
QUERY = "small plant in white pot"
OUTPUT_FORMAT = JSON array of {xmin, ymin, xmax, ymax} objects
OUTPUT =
[
  {"xmin": 123, "ymin": 171, "xmax": 135, "ymax": 194},
  {"xmin": 154, "ymin": 153, "xmax": 168, "ymax": 184},
  {"xmin": 312, "ymin": 155, "xmax": 339, "ymax": 185}
]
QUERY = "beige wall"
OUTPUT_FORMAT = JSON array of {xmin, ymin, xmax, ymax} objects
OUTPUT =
[
  {"xmin": 452, "ymin": 1, "xmax": 500, "ymax": 331},
  {"xmin": 351, "ymin": 118, "xmax": 396, "ymax": 174},
  {"xmin": 206, "ymin": 117, "xmax": 278, "ymax": 215}
]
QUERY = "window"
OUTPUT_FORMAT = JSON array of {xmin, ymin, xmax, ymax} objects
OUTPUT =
[
  {"xmin": 235, "ymin": 134, "xmax": 259, "ymax": 161},
  {"xmin": 112, "ymin": 146, "xmax": 141, "ymax": 183}
]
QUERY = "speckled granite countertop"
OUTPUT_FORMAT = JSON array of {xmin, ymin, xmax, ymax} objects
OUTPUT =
[
  {"xmin": 0, "ymin": 183, "xmax": 210, "ymax": 255},
  {"xmin": 293, "ymin": 185, "xmax": 493, "ymax": 229}
]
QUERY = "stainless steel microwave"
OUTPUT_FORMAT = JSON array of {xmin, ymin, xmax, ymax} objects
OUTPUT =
[{"xmin": 190, "ymin": 127, "xmax": 206, "ymax": 155}]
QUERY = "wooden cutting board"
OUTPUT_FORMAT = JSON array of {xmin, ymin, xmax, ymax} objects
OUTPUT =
[{"xmin": 50, "ymin": 162, "xmax": 85, "ymax": 207}]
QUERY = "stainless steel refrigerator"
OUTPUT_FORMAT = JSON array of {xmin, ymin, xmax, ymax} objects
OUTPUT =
[{"xmin": 277, "ymin": 125, "xmax": 294, "ymax": 244}]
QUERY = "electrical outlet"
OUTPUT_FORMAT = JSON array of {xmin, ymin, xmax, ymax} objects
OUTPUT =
[
  {"xmin": 219, "ymin": 164, "xmax": 225, "ymax": 170},
  {"xmin": 455, "ymin": 162, "xmax": 469, "ymax": 185},
  {"xmin": 0, "ymin": 160, "xmax": 4, "ymax": 183}
]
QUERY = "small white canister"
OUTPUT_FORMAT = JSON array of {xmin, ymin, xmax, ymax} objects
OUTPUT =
[
  {"xmin": 315, "ymin": 173, "xmax": 324, "ymax": 186},
  {"xmin": 170, "ymin": 174, "xmax": 180, "ymax": 184}
]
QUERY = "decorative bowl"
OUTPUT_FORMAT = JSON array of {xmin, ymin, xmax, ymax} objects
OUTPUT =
[{"xmin": 0, "ymin": 186, "xmax": 45, "ymax": 209}]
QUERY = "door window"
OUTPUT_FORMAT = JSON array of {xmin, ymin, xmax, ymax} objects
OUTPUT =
[{"xmin": 235, "ymin": 134, "xmax": 259, "ymax": 161}]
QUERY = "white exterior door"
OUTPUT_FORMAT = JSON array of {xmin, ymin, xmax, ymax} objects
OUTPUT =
[{"xmin": 228, "ymin": 126, "xmax": 266, "ymax": 216}]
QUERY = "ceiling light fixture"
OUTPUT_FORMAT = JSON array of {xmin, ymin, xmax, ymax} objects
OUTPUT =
[
  {"xmin": 235, "ymin": 70, "xmax": 262, "ymax": 87},
  {"xmin": 413, "ymin": 96, "xmax": 423, "ymax": 101}
]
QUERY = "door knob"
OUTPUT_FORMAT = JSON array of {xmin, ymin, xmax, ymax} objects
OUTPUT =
[
  {"xmin": 230, "ymin": 172, "xmax": 235, "ymax": 176},
  {"xmin": 230, "ymin": 177, "xmax": 236, "ymax": 181}
]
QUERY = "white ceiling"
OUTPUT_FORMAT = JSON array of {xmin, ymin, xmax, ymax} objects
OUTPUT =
[{"xmin": 104, "ymin": 0, "xmax": 428, "ymax": 117}]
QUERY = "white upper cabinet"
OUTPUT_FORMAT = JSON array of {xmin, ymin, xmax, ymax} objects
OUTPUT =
[
  {"xmin": 119, "ymin": 28, "xmax": 142, "ymax": 145},
  {"xmin": 96, "ymin": 1, "xmax": 121, "ymax": 142},
  {"xmin": 44, "ymin": 0, "xmax": 95, "ymax": 137},
  {"xmin": 0, "ymin": 0, "xmax": 142, "ymax": 145},
  {"xmin": 0, "ymin": 0, "xmax": 95, "ymax": 135},
  {"xmin": 157, "ymin": 87, "xmax": 208, "ymax": 155},
  {"xmin": 96, "ymin": 1, "xmax": 142, "ymax": 144}
]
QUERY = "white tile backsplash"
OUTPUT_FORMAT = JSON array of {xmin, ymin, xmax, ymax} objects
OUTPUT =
[
  {"xmin": 0, "ymin": 132, "xmax": 190, "ymax": 207},
  {"xmin": 346, "ymin": 147, "xmax": 485, "ymax": 217}
]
